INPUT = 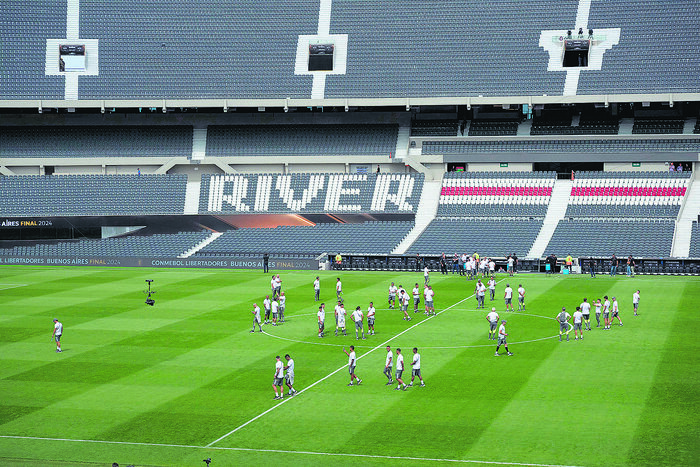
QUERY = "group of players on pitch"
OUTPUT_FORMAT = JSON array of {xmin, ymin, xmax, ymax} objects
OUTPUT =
[
  {"xmin": 342, "ymin": 345, "xmax": 425, "ymax": 390},
  {"xmin": 553, "ymin": 290, "xmax": 640, "ymax": 341}
]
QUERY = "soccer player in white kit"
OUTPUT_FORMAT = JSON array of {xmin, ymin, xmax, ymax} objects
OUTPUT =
[
  {"xmin": 486, "ymin": 308, "xmax": 500, "ymax": 340},
  {"xmin": 273, "ymin": 355, "xmax": 284, "ymax": 399},
  {"xmin": 250, "ymin": 303, "xmax": 262, "ymax": 333},
  {"xmin": 633, "ymin": 290, "xmax": 640, "ymax": 316},
  {"xmin": 424, "ymin": 285, "xmax": 435, "ymax": 316},
  {"xmin": 52, "ymin": 319, "xmax": 63, "ymax": 353},
  {"xmin": 343, "ymin": 345, "xmax": 362, "ymax": 386},
  {"xmin": 284, "ymin": 354, "xmax": 297, "ymax": 396},
  {"xmin": 278, "ymin": 292, "xmax": 286, "ymax": 323},
  {"xmin": 424, "ymin": 266, "xmax": 430, "ymax": 285},
  {"xmin": 610, "ymin": 297, "xmax": 623, "ymax": 327},
  {"xmin": 367, "ymin": 302, "xmax": 376, "ymax": 336},
  {"xmin": 504, "ymin": 284, "xmax": 514, "ymax": 312},
  {"xmin": 352, "ymin": 306, "xmax": 365, "ymax": 340},
  {"xmin": 412, "ymin": 283, "xmax": 421, "ymax": 313},
  {"xmin": 394, "ymin": 348, "xmax": 406, "ymax": 390},
  {"xmin": 313, "ymin": 276, "xmax": 320, "ymax": 301},
  {"xmin": 388, "ymin": 282, "xmax": 398, "ymax": 309},
  {"xmin": 557, "ymin": 307, "xmax": 571, "ymax": 341},
  {"xmin": 383, "ymin": 345, "xmax": 393, "ymax": 385},
  {"xmin": 602, "ymin": 296, "xmax": 611, "ymax": 330},
  {"xmin": 488, "ymin": 276, "xmax": 496, "ymax": 301},
  {"xmin": 495, "ymin": 320, "xmax": 513, "ymax": 356},
  {"xmin": 271, "ymin": 298, "xmax": 279, "ymax": 326},
  {"xmin": 399, "ymin": 290, "xmax": 411, "ymax": 321},
  {"xmin": 517, "ymin": 284, "xmax": 525, "ymax": 311},
  {"xmin": 317, "ymin": 304, "xmax": 326, "ymax": 338},
  {"xmin": 595, "ymin": 299, "xmax": 602, "ymax": 327},
  {"xmin": 336, "ymin": 278, "xmax": 343, "ymax": 299},
  {"xmin": 573, "ymin": 307, "xmax": 584, "ymax": 340},
  {"xmin": 409, "ymin": 347, "xmax": 425, "ymax": 387},
  {"xmin": 580, "ymin": 298, "xmax": 592, "ymax": 331},
  {"xmin": 337, "ymin": 304, "xmax": 347, "ymax": 336}
]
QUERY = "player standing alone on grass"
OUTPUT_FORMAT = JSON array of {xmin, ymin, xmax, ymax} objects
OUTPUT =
[
  {"xmin": 250, "ymin": 303, "xmax": 262, "ymax": 332},
  {"xmin": 610, "ymin": 297, "xmax": 623, "ymax": 326},
  {"xmin": 317, "ymin": 304, "xmax": 326, "ymax": 338},
  {"xmin": 424, "ymin": 285, "xmax": 435, "ymax": 316},
  {"xmin": 395, "ymin": 348, "xmax": 406, "ymax": 390},
  {"xmin": 273, "ymin": 355, "xmax": 284, "ymax": 400},
  {"xmin": 517, "ymin": 284, "xmax": 525, "ymax": 311},
  {"xmin": 557, "ymin": 307, "xmax": 571, "ymax": 341},
  {"xmin": 343, "ymin": 345, "xmax": 362, "ymax": 386},
  {"xmin": 412, "ymin": 283, "xmax": 421, "ymax": 313},
  {"xmin": 633, "ymin": 290, "xmax": 640, "ymax": 316},
  {"xmin": 504, "ymin": 284, "xmax": 514, "ymax": 312},
  {"xmin": 384, "ymin": 346, "xmax": 393, "ymax": 385},
  {"xmin": 475, "ymin": 279, "xmax": 486, "ymax": 309},
  {"xmin": 424, "ymin": 265, "xmax": 430, "ymax": 285},
  {"xmin": 336, "ymin": 278, "xmax": 342, "ymax": 299},
  {"xmin": 487, "ymin": 307, "xmax": 500, "ymax": 340},
  {"xmin": 580, "ymin": 298, "xmax": 591, "ymax": 331},
  {"xmin": 52, "ymin": 319, "xmax": 63, "ymax": 353},
  {"xmin": 573, "ymin": 307, "xmax": 584, "ymax": 340},
  {"xmin": 409, "ymin": 347, "xmax": 425, "ymax": 387},
  {"xmin": 488, "ymin": 276, "xmax": 496, "ymax": 301},
  {"xmin": 388, "ymin": 282, "xmax": 397, "ymax": 309},
  {"xmin": 279, "ymin": 292, "xmax": 286, "ymax": 323},
  {"xmin": 284, "ymin": 354, "xmax": 297, "ymax": 396},
  {"xmin": 495, "ymin": 320, "xmax": 513, "ymax": 356},
  {"xmin": 367, "ymin": 302, "xmax": 376, "ymax": 336},
  {"xmin": 313, "ymin": 276, "xmax": 320, "ymax": 301}
]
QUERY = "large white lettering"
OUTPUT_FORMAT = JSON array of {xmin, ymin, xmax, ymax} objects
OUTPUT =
[
  {"xmin": 324, "ymin": 174, "xmax": 365, "ymax": 211},
  {"xmin": 275, "ymin": 175, "xmax": 325, "ymax": 210},
  {"xmin": 371, "ymin": 174, "xmax": 415, "ymax": 211},
  {"xmin": 209, "ymin": 175, "xmax": 250, "ymax": 212}
]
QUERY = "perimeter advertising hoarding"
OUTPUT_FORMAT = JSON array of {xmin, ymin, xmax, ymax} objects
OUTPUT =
[{"xmin": 0, "ymin": 256, "xmax": 317, "ymax": 270}]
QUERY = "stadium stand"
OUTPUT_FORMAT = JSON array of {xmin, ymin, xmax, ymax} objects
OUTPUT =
[
  {"xmin": 422, "ymin": 139, "xmax": 700, "ymax": 154},
  {"xmin": 578, "ymin": 0, "xmax": 700, "ymax": 95},
  {"xmin": 0, "ymin": 126, "xmax": 193, "ymax": 158},
  {"xmin": 690, "ymin": 222, "xmax": 700, "ymax": 258},
  {"xmin": 410, "ymin": 120, "xmax": 459, "ymax": 137},
  {"xmin": 79, "ymin": 0, "xmax": 318, "ymax": 99},
  {"xmin": 468, "ymin": 121, "xmax": 519, "ymax": 136},
  {"xmin": 195, "ymin": 222, "xmax": 414, "ymax": 255},
  {"xmin": 438, "ymin": 171, "xmax": 555, "ymax": 217},
  {"xmin": 545, "ymin": 219, "xmax": 675, "ymax": 257},
  {"xmin": 406, "ymin": 218, "xmax": 543, "ymax": 257},
  {"xmin": 0, "ymin": 231, "xmax": 209, "ymax": 257},
  {"xmin": 0, "ymin": 1, "xmax": 66, "ymax": 100},
  {"xmin": 205, "ymin": 124, "xmax": 398, "ymax": 157},
  {"xmin": 632, "ymin": 119, "xmax": 685, "ymax": 135},
  {"xmin": 531, "ymin": 114, "xmax": 619, "ymax": 135},
  {"xmin": 199, "ymin": 173, "xmax": 424, "ymax": 213},
  {"xmin": 565, "ymin": 171, "xmax": 690, "ymax": 218},
  {"xmin": 0, "ymin": 175, "xmax": 187, "ymax": 216},
  {"xmin": 694, "ymin": 120, "xmax": 700, "ymax": 134}
]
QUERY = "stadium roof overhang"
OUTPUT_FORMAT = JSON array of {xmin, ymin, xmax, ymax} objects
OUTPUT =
[{"xmin": 1, "ymin": 92, "xmax": 699, "ymax": 110}]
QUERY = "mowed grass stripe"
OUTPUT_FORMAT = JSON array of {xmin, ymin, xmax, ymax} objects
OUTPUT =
[
  {"xmin": 464, "ymin": 276, "xmax": 673, "ymax": 467},
  {"xmin": 626, "ymin": 281, "xmax": 700, "ymax": 467}
]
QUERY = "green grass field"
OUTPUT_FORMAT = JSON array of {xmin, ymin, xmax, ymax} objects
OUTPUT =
[{"xmin": 0, "ymin": 266, "xmax": 698, "ymax": 467}]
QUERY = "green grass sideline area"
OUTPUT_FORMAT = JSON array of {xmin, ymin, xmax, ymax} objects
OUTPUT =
[{"xmin": 0, "ymin": 267, "xmax": 697, "ymax": 466}]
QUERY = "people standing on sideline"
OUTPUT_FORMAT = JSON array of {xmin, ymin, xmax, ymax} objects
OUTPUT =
[
  {"xmin": 495, "ymin": 320, "xmax": 513, "ymax": 356},
  {"xmin": 284, "ymin": 354, "xmax": 297, "ymax": 396},
  {"xmin": 273, "ymin": 356, "xmax": 284, "ymax": 399},
  {"xmin": 352, "ymin": 306, "xmax": 366, "ymax": 340},
  {"xmin": 507, "ymin": 255, "xmax": 515, "ymax": 276},
  {"xmin": 440, "ymin": 253, "xmax": 448, "ymax": 275},
  {"xmin": 633, "ymin": 290, "xmax": 640, "ymax": 316},
  {"xmin": 573, "ymin": 307, "xmax": 584, "ymax": 340},
  {"xmin": 452, "ymin": 253, "xmax": 459, "ymax": 274},
  {"xmin": 511, "ymin": 253, "xmax": 518, "ymax": 274},
  {"xmin": 343, "ymin": 345, "xmax": 362, "ymax": 386},
  {"xmin": 488, "ymin": 276, "xmax": 496, "ymax": 301},
  {"xmin": 250, "ymin": 303, "xmax": 262, "ymax": 332},
  {"xmin": 388, "ymin": 282, "xmax": 398, "ymax": 309},
  {"xmin": 465, "ymin": 256, "xmax": 473, "ymax": 279},
  {"xmin": 580, "ymin": 298, "xmax": 591, "ymax": 331},
  {"xmin": 383, "ymin": 346, "xmax": 394, "ymax": 385},
  {"xmin": 137, "ymin": 167, "xmax": 141, "ymax": 176},
  {"xmin": 263, "ymin": 295, "xmax": 271, "ymax": 325},
  {"xmin": 317, "ymin": 303, "xmax": 326, "ymax": 338},
  {"xmin": 412, "ymin": 283, "xmax": 421, "ymax": 313},
  {"xmin": 588, "ymin": 257, "xmax": 596, "ymax": 278},
  {"xmin": 336, "ymin": 277, "xmax": 342, "ymax": 299},
  {"xmin": 367, "ymin": 302, "xmax": 376, "ymax": 336},
  {"xmin": 263, "ymin": 253, "xmax": 269, "ymax": 273},
  {"xmin": 565, "ymin": 254, "xmax": 573, "ymax": 273},
  {"xmin": 595, "ymin": 299, "xmax": 602, "ymax": 327},
  {"xmin": 424, "ymin": 265, "xmax": 430, "ymax": 285},
  {"xmin": 489, "ymin": 258, "xmax": 496, "ymax": 276},
  {"xmin": 424, "ymin": 285, "xmax": 435, "ymax": 316},
  {"xmin": 610, "ymin": 255, "xmax": 618, "ymax": 276},
  {"xmin": 504, "ymin": 284, "xmax": 514, "ymax": 312},
  {"xmin": 517, "ymin": 284, "xmax": 525, "ymax": 311},
  {"xmin": 458, "ymin": 254, "xmax": 465, "ymax": 276},
  {"xmin": 627, "ymin": 256, "xmax": 635, "ymax": 277},
  {"xmin": 557, "ymin": 307, "xmax": 571, "ymax": 341},
  {"xmin": 610, "ymin": 297, "xmax": 623, "ymax": 326},
  {"xmin": 415, "ymin": 253, "xmax": 422, "ymax": 272},
  {"xmin": 487, "ymin": 307, "xmax": 499, "ymax": 340},
  {"xmin": 52, "ymin": 319, "xmax": 63, "ymax": 353},
  {"xmin": 669, "ymin": 162, "xmax": 675, "ymax": 172},
  {"xmin": 394, "ymin": 348, "xmax": 406, "ymax": 390},
  {"xmin": 335, "ymin": 253, "xmax": 342, "ymax": 270},
  {"xmin": 313, "ymin": 276, "xmax": 320, "ymax": 301},
  {"xmin": 602, "ymin": 296, "xmax": 611, "ymax": 330},
  {"xmin": 409, "ymin": 347, "xmax": 425, "ymax": 387}
]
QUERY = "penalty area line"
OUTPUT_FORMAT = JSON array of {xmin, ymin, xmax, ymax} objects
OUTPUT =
[
  {"xmin": 0, "ymin": 435, "xmax": 581, "ymax": 467},
  {"xmin": 205, "ymin": 279, "xmax": 506, "ymax": 447}
]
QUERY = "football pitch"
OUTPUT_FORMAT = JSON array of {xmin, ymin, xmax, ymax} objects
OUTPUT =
[{"xmin": 0, "ymin": 266, "xmax": 698, "ymax": 467}]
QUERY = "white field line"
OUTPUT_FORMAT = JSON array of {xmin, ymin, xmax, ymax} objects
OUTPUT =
[
  {"xmin": 0, "ymin": 284, "xmax": 29, "ymax": 291},
  {"xmin": 0, "ymin": 435, "xmax": 581, "ymax": 467},
  {"xmin": 205, "ymin": 279, "xmax": 506, "ymax": 447}
]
